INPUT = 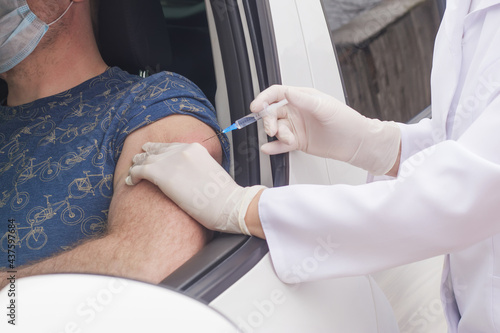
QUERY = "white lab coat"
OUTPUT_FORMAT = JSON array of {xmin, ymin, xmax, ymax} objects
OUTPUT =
[{"xmin": 259, "ymin": 1, "xmax": 500, "ymax": 332}]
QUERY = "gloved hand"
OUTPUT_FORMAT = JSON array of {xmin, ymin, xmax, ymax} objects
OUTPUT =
[
  {"xmin": 125, "ymin": 142, "xmax": 266, "ymax": 235},
  {"xmin": 250, "ymin": 85, "xmax": 401, "ymax": 175}
]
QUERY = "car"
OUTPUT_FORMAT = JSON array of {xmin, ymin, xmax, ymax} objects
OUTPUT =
[{"xmin": 0, "ymin": 0, "xmax": 448, "ymax": 332}]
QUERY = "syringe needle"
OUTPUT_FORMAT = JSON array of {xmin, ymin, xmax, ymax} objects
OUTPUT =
[
  {"xmin": 202, "ymin": 133, "xmax": 220, "ymax": 143},
  {"xmin": 203, "ymin": 99, "xmax": 289, "ymax": 140}
]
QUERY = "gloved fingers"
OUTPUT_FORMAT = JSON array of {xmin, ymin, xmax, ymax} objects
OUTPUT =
[
  {"xmin": 252, "ymin": 84, "xmax": 339, "ymax": 111},
  {"xmin": 131, "ymin": 145, "xmax": 175, "ymax": 167},
  {"xmin": 260, "ymin": 140, "xmax": 295, "ymax": 155},
  {"xmin": 132, "ymin": 152, "xmax": 149, "ymax": 166},
  {"xmin": 262, "ymin": 113, "xmax": 278, "ymax": 136},
  {"xmin": 127, "ymin": 142, "xmax": 206, "ymax": 186},
  {"xmin": 139, "ymin": 142, "xmax": 209, "ymax": 164},
  {"xmin": 282, "ymin": 87, "xmax": 325, "ymax": 115},
  {"xmin": 263, "ymin": 108, "xmax": 295, "ymax": 136},
  {"xmin": 261, "ymin": 120, "xmax": 297, "ymax": 155},
  {"xmin": 275, "ymin": 119, "xmax": 296, "ymax": 146},
  {"xmin": 142, "ymin": 142, "xmax": 186, "ymax": 155},
  {"xmin": 274, "ymin": 105, "xmax": 289, "ymax": 119},
  {"xmin": 295, "ymin": 86, "xmax": 331, "ymax": 98},
  {"xmin": 250, "ymin": 85, "xmax": 288, "ymax": 113},
  {"xmin": 255, "ymin": 86, "xmax": 331, "ymax": 121},
  {"xmin": 125, "ymin": 164, "xmax": 148, "ymax": 186}
]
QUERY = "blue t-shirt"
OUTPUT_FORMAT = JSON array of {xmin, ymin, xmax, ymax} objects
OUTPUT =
[{"xmin": 0, "ymin": 67, "xmax": 229, "ymax": 267}]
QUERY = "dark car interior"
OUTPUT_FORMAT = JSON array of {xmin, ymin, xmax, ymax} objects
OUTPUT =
[{"xmin": 97, "ymin": 0, "xmax": 217, "ymax": 105}]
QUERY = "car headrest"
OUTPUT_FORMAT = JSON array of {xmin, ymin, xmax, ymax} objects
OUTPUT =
[{"xmin": 97, "ymin": 0, "xmax": 173, "ymax": 76}]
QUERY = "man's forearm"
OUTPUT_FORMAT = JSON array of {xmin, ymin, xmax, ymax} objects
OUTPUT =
[
  {"xmin": 0, "ymin": 181, "xmax": 210, "ymax": 289},
  {"xmin": 1, "ymin": 234, "xmax": 121, "ymax": 289}
]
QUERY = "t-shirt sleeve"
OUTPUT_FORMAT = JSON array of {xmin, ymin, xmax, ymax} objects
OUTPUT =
[{"xmin": 110, "ymin": 71, "xmax": 230, "ymax": 171}]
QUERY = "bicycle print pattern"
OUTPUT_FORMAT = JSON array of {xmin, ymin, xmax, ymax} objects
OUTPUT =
[
  {"xmin": 0, "ymin": 91, "xmax": 115, "ymax": 256},
  {"xmin": 0, "ymin": 68, "xmax": 226, "ymax": 265}
]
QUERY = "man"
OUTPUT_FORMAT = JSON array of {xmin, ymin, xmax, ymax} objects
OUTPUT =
[{"xmin": 0, "ymin": 0, "xmax": 229, "ymax": 288}]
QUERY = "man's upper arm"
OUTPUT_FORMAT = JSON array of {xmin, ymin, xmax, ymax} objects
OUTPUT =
[
  {"xmin": 108, "ymin": 115, "xmax": 223, "ymax": 281},
  {"xmin": 114, "ymin": 114, "xmax": 223, "ymax": 186}
]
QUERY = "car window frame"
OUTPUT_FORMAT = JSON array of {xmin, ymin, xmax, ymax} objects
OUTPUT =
[{"xmin": 160, "ymin": 0, "xmax": 279, "ymax": 302}]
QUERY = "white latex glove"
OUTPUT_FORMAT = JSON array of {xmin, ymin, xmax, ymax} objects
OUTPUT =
[
  {"xmin": 125, "ymin": 142, "xmax": 266, "ymax": 235},
  {"xmin": 250, "ymin": 85, "xmax": 401, "ymax": 175}
]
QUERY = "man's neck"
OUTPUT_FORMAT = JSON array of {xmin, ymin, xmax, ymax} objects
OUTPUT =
[
  {"xmin": 2, "ymin": 33, "xmax": 107, "ymax": 107},
  {"xmin": 3, "ymin": 60, "xmax": 108, "ymax": 107}
]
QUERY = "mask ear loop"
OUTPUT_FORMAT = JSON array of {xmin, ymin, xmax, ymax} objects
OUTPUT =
[{"xmin": 47, "ymin": 1, "xmax": 74, "ymax": 26}]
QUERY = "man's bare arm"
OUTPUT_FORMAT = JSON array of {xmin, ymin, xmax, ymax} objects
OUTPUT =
[{"xmin": 0, "ymin": 115, "xmax": 222, "ymax": 288}]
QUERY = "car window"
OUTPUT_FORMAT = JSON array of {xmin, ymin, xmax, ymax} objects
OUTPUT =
[{"xmin": 321, "ymin": 0, "xmax": 445, "ymax": 122}]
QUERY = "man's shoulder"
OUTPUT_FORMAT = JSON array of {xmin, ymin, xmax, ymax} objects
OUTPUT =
[
  {"xmin": 137, "ymin": 70, "xmax": 209, "ymax": 101},
  {"xmin": 106, "ymin": 68, "xmax": 222, "ymax": 150},
  {"xmin": 113, "ymin": 69, "xmax": 216, "ymax": 119},
  {"xmin": 104, "ymin": 68, "xmax": 210, "ymax": 105}
]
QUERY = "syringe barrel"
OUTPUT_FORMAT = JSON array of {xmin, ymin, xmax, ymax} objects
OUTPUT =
[{"xmin": 234, "ymin": 113, "xmax": 259, "ymax": 129}]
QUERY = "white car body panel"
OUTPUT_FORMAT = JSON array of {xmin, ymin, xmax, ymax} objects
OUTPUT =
[
  {"xmin": 269, "ymin": 0, "xmax": 368, "ymax": 186},
  {"xmin": 211, "ymin": 254, "xmax": 399, "ymax": 332},
  {"xmin": 0, "ymin": 274, "xmax": 238, "ymax": 332}
]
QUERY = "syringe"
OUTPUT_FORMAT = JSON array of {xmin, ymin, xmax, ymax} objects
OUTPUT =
[{"xmin": 222, "ymin": 98, "xmax": 289, "ymax": 134}]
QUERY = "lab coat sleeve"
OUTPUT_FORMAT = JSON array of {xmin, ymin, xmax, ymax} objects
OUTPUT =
[
  {"xmin": 368, "ymin": 118, "xmax": 435, "ymax": 182},
  {"xmin": 259, "ymin": 96, "xmax": 500, "ymax": 284},
  {"xmin": 398, "ymin": 117, "xmax": 436, "ymax": 165}
]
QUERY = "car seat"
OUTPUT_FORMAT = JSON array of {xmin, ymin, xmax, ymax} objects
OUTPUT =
[
  {"xmin": 96, "ymin": 0, "xmax": 216, "ymax": 104},
  {"xmin": 97, "ymin": 0, "xmax": 173, "ymax": 76}
]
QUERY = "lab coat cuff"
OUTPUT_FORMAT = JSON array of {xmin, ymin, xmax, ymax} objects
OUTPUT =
[
  {"xmin": 398, "ymin": 118, "xmax": 435, "ymax": 164},
  {"xmin": 258, "ymin": 188, "xmax": 298, "ymax": 284}
]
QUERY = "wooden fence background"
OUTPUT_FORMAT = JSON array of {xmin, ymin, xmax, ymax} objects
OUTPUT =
[{"xmin": 332, "ymin": 0, "xmax": 442, "ymax": 122}]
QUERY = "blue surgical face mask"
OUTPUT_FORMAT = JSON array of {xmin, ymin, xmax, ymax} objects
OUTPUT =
[{"xmin": 0, "ymin": 0, "xmax": 74, "ymax": 73}]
